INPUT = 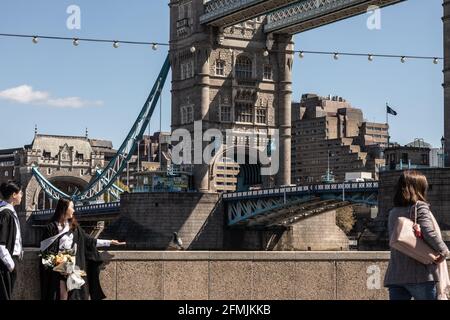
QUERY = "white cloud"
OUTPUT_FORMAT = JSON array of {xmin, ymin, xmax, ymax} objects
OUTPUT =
[
  {"xmin": 0, "ymin": 85, "xmax": 48, "ymax": 103},
  {"xmin": 0, "ymin": 85, "xmax": 103, "ymax": 108},
  {"xmin": 47, "ymin": 97, "xmax": 103, "ymax": 108}
]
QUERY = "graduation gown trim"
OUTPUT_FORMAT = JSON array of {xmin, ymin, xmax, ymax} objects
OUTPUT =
[
  {"xmin": 0, "ymin": 208, "xmax": 17, "ymax": 300},
  {"xmin": 40, "ymin": 222, "xmax": 106, "ymax": 300}
]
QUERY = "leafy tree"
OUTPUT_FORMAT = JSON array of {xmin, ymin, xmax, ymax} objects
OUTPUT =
[{"xmin": 336, "ymin": 206, "xmax": 356, "ymax": 234}]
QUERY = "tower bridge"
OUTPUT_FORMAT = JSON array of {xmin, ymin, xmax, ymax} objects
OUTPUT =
[
  {"xmin": 5, "ymin": 0, "xmax": 449, "ymax": 250},
  {"xmin": 201, "ymin": 0, "xmax": 405, "ymax": 34}
]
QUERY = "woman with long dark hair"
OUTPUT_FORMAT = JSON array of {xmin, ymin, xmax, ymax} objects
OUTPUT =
[
  {"xmin": 40, "ymin": 198, "xmax": 125, "ymax": 300},
  {"xmin": 384, "ymin": 170, "xmax": 450, "ymax": 300},
  {"xmin": 0, "ymin": 181, "xmax": 23, "ymax": 300}
]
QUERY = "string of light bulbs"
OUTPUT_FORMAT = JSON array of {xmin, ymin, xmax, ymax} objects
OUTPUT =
[
  {"xmin": 0, "ymin": 33, "xmax": 443, "ymax": 64},
  {"xmin": 0, "ymin": 33, "xmax": 168, "ymax": 50},
  {"xmin": 290, "ymin": 50, "xmax": 442, "ymax": 64}
]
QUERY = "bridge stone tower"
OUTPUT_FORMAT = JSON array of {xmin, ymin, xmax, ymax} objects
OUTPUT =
[
  {"xmin": 169, "ymin": 0, "xmax": 292, "ymax": 192},
  {"xmin": 445, "ymin": 0, "xmax": 450, "ymax": 166}
]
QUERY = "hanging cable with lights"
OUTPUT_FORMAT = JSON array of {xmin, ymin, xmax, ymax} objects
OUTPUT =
[
  {"xmin": 0, "ymin": 33, "xmax": 443, "ymax": 64},
  {"xmin": 292, "ymin": 49, "xmax": 442, "ymax": 64},
  {"xmin": 0, "ymin": 33, "xmax": 169, "ymax": 49}
]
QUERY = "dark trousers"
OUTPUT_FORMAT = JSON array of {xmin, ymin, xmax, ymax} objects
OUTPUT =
[
  {"xmin": 0, "ymin": 257, "xmax": 18, "ymax": 300},
  {"xmin": 388, "ymin": 282, "xmax": 437, "ymax": 300}
]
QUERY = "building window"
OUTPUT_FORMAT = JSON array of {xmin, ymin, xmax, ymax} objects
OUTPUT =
[
  {"xmin": 4, "ymin": 171, "xmax": 8, "ymax": 177},
  {"xmin": 181, "ymin": 60, "xmax": 194, "ymax": 80},
  {"xmin": 215, "ymin": 60, "xmax": 225, "ymax": 76},
  {"xmin": 235, "ymin": 102, "xmax": 253, "ymax": 123},
  {"xmin": 220, "ymin": 105, "xmax": 231, "ymax": 122},
  {"xmin": 47, "ymin": 168, "xmax": 52, "ymax": 175},
  {"xmin": 178, "ymin": 1, "xmax": 192, "ymax": 20},
  {"xmin": 186, "ymin": 105, "xmax": 193, "ymax": 123},
  {"xmin": 76, "ymin": 152, "xmax": 84, "ymax": 161},
  {"xmin": 80, "ymin": 169, "xmax": 84, "ymax": 176},
  {"xmin": 256, "ymin": 108, "xmax": 267, "ymax": 124},
  {"xmin": 263, "ymin": 65, "xmax": 272, "ymax": 80},
  {"xmin": 235, "ymin": 56, "xmax": 252, "ymax": 80},
  {"xmin": 43, "ymin": 151, "xmax": 51, "ymax": 158},
  {"xmin": 421, "ymin": 154, "xmax": 429, "ymax": 165},
  {"xmin": 181, "ymin": 107, "xmax": 186, "ymax": 124},
  {"xmin": 181, "ymin": 105, "xmax": 194, "ymax": 124}
]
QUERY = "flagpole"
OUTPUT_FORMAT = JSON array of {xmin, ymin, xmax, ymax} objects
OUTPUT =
[{"xmin": 386, "ymin": 103, "xmax": 389, "ymax": 147}]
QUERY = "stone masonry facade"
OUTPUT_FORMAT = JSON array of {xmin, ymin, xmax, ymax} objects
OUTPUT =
[{"xmin": 169, "ymin": 0, "xmax": 293, "ymax": 192}]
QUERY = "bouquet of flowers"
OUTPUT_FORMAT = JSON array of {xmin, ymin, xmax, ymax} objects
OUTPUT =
[
  {"xmin": 40, "ymin": 245, "xmax": 87, "ymax": 291},
  {"xmin": 41, "ymin": 251, "xmax": 75, "ymax": 271}
]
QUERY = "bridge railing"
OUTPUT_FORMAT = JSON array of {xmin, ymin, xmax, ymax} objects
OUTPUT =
[
  {"xmin": 31, "ymin": 201, "xmax": 121, "ymax": 216},
  {"xmin": 222, "ymin": 181, "xmax": 379, "ymax": 200},
  {"xmin": 200, "ymin": 0, "xmax": 264, "ymax": 24}
]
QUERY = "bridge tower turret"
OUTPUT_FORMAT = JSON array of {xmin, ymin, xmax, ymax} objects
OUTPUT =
[{"xmin": 169, "ymin": 0, "xmax": 292, "ymax": 192}]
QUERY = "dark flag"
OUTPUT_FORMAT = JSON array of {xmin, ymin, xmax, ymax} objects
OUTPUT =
[{"xmin": 386, "ymin": 105, "xmax": 398, "ymax": 116}]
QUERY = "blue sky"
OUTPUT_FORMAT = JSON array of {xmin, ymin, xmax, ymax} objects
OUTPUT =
[{"xmin": 0, "ymin": 0, "xmax": 444, "ymax": 149}]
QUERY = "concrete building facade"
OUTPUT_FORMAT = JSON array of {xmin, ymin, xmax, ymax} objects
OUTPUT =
[
  {"xmin": 384, "ymin": 139, "xmax": 431, "ymax": 170},
  {"xmin": 291, "ymin": 94, "xmax": 388, "ymax": 184}
]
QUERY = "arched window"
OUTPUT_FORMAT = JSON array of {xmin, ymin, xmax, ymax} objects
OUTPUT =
[{"xmin": 235, "ymin": 56, "xmax": 252, "ymax": 79}]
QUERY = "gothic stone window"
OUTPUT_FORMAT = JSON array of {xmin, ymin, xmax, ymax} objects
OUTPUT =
[
  {"xmin": 220, "ymin": 105, "xmax": 231, "ymax": 122},
  {"xmin": 177, "ymin": 1, "xmax": 192, "ymax": 37},
  {"xmin": 181, "ymin": 105, "xmax": 194, "ymax": 124},
  {"xmin": 235, "ymin": 56, "xmax": 252, "ymax": 80},
  {"xmin": 256, "ymin": 108, "xmax": 267, "ymax": 124},
  {"xmin": 178, "ymin": 1, "xmax": 192, "ymax": 20},
  {"xmin": 76, "ymin": 152, "xmax": 84, "ymax": 161},
  {"xmin": 263, "ymin": 65, "xmax": 273, "ymax": 80},
  {"xmin": 215, "ymin": 60, "xmax": 225, "ymax": 76},
  {"xmin": 181, "ymin": 60, "xmax": 194, "ymax": 80},
  {"xmin": 235, "ymin": 102, "xmax": 253, "ymax": 123}
]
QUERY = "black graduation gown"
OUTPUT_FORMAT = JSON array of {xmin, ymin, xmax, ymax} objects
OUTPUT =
[
  {"xmin": 0, "ymin": 208, "xmax": 17, "ymax": 300},
  {"xmin": 40, "ymin": 222, "xmax": 106, "ymax": 300}
]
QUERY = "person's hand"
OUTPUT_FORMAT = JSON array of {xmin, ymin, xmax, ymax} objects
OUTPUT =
[
  {"xmin": 434, "ymin": 254, "xmax": 446, "ymax": 264},
  {"xmin": 110, "ymin": 240, "xmax": 126, "ymax": 246}
]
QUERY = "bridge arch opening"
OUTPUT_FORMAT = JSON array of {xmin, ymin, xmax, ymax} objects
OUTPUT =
[
  {"xmin": 36, "ymin": 176, "xmax": 88, "ymax": 210},
  {"xmin": 210, "ymin": 145, "xmax": 269, "ymax": 192}
]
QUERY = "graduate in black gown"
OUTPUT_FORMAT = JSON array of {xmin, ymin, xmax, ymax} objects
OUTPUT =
[
  {"xmin": 40, "ymin": 198, "xmax": 125, "ymax": 300},
  {"xmin": 0, "ymin": 181, "xmax": 23, "ymax": 300}
]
